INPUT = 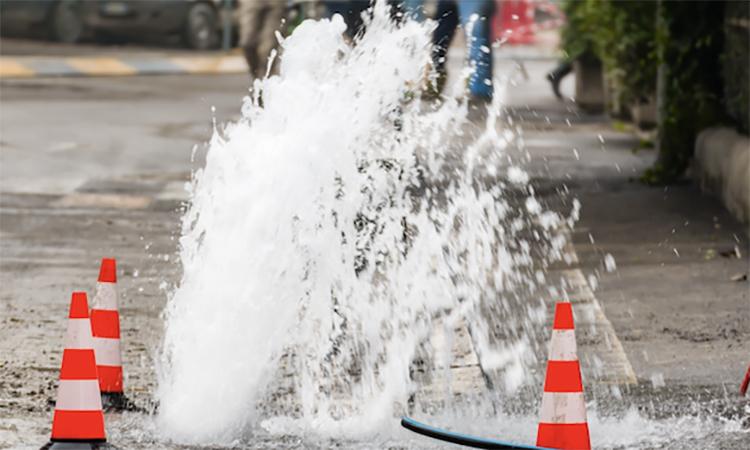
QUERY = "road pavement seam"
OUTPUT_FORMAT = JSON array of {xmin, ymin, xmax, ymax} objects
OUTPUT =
[{"xmin": 560, "ymin": 237, "xmax": 637, "ymax": 385}]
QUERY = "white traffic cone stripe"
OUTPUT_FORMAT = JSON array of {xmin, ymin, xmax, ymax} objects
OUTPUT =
[
  {"xmin": 549, "ymin": 330, "xmax": 578, "ymax": 361},
  {"xmin": 55, "ymin": 380, "xmax": 104, "ymax": 411},
  {"xmin": 539, "ymin": 392, "xmax": 587, "ymax": 423},
  {"xmin": 64, "ymin": 318, "xmax": 94, "ymax": 349},
  {"xmin": 93, "ymin": 282, "xmax": 118, "ymax": 310},
  {"xmin": 93, "ymin": 338, "xmax": 122, "ymax": 366}
]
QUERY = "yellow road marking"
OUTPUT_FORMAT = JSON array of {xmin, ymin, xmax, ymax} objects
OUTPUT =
[
  {"xmin": 169, "ymin": 55, "xmax": 246, "ymax": 74},
  {"xmin": 561, "ymin": 238, "xmax": 638, "ymax": 385},
  {"xmin": 0, "ymin": 59, "xmax": 35, "ymax": 78},
  {"xmin": 66, "ymin": 57, "xmax": 137, "ymax": 76},
  {"xmin": 0, "ymin": 55, "xmax": 246, "ymax": 78},
  {"xmin": 54, "ymin": 193, "xmax": 152, "ymax": 210}
]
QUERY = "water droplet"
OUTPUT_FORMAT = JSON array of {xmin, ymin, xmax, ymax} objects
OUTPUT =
[
  {"xmin": 651, "ymin": 372, "xmax": 665, "ymax": 388},
  {"xmin": 604, "ymin": 254, "xmax": 616, "ymax": 272}
]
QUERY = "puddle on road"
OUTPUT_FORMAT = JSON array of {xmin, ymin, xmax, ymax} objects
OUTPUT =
[
  {"xmin": 91, "ymin": 402, "xmax": 750, "ymax": 449},
  {"xmin": 4, "ymin": 400, "xmax": 747, "ymax": 450}
]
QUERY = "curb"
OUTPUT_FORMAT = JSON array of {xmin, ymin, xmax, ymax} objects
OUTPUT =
[
  {"xmin": 693, "ymin": 127, "xmax": 750, "ymax": 225},
  {"xmin": 0, "ymin": 54, "xmax": 247, "ymax": 78}
]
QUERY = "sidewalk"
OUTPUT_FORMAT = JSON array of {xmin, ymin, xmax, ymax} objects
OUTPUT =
[
  {"xmin": 0, "ymin": 38, "xmax": 247, "ymax": 78},
  {"xmin": 512, "ymin": 60, "xmax": 749, "ymax": 388},
  {"xmin": 0, "ymin": 53, "xmax": 246, "ymax": 78},
  {"xmin": 0, "ymin": 34, "xmax": 563, "ymax": 79}
]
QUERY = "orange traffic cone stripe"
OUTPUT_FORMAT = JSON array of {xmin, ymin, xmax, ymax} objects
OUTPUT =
[
  {"xmin": 52, "ymin": 411, "xmax": 106, "ymax": 442},
  {"xmin": 552, "ymin": 303, "xmax": 575, "ymax": 329},
  {"xmin": 543, "ymin": 361, "xmax": 584, "ymax": 392},
  {"xmin": 98, "ymin": 258, "xmax": 117, "ymax": 283},
  {"xmin": 537, "ymin": 301, "xmax": 591, "ymax": 450},
  {"xmin": 536, "ymin": 424, "xmax": 591, "ymax": 450},
  {"xmin": 91, "ymin": 258, "xmax": 124, "ymax": 394},
  {"xmin": 91, "ymin": 310, "xmax": 121, "ymax": 338},
  {"xmin": 59, "ymin": 350, "xmax": 99, "ymax": 379},
  {"xmin": 50, "ymin": 292, "xmax": 106, "ymax": 442}
]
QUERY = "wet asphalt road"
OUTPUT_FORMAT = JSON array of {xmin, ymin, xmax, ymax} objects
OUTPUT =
[{"xmin": 0, "ymin": 40, "xmax": 748, "ymax": 449}]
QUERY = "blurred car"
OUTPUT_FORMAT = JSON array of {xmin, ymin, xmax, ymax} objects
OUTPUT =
[
  {"xmin": 0, "ymin": 0, "xmax": 234, "ymax": 50},
  {"xmin": 89, "ymin": 0, "xmax": 227, "ymax": 49},
  {"xmin": 0, "ymin": 0, "xmax": 88, "ymax": 44}
]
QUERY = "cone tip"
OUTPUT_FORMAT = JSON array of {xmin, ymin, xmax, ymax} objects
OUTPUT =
[
  {"xmin": 98, "ymin": 258, "xmax": 117, "ymax": 283},
  {"xmin": 69, "ymin": 292, "xmax": 89, "ymax": 318},
  {"xmin": 553, "ymin": 302, "xmax": 575, "ymax": 330}
]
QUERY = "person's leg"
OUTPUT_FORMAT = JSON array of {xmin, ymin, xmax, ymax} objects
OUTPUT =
[
  {"xmin": 346, "ymin": 1, "xmax": 370, "ymax": 39},
  {"xmin": 430, "ymin": 0, "xmax": 459, "ymax": 94},
  {"xmin": 256, "ymin": 0, "xmax": 286, "ymax": 77},
  {"xmin": 457, "ymin": 0, "xmax": 495, "ymax": 100},
  {"xmin": 237, "ymin": 0, "xmax": 257, "ymax": 78},
  {"xmin": 238, "ymin": 0, "xmax": 263, "ymax": 78},
  {"xmin": 546, "ymin": 60, "xmax": 573, "ymax": 99},
  {"xmin": 325, "ymin": 1, "xmax": 369, "ymax": 39}
]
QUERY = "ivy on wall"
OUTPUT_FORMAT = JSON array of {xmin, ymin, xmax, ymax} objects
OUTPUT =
[
  {"xmin": 561, "ymin": 1, "xmax": 658, "ymax": 111},
  {"xmin": 561, "ymin": 1, "xmax": 740, "ymax": 184},
  {"xmin": 560, "ymin": 0, "xmax": 601, "ymax": 61},
  {"xmin": 646, "ymin": 0, "xmax": 726, "ymax": 183},
  {"xmin": 723, "ymin": 1, "xmax": 749, "ymax": 135}
]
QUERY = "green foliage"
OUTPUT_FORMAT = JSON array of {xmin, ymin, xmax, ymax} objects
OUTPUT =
[
  {"xmin": 560, "ymin": 0, "xmax": 605, "ymax": 61},
  {"xmin": 648, "ymin": 0, "xmax": 726, "ymax": 184},
  {"xmin": 611, "ymin": 120, "xmax": 630, "ymax": 132},
  {"xmin": 561, "ymin": 0, "xmax": 657, "ymax": 105},
  {"xmin": 723, "ymin": 1, "xmax": 749, "ymax": 134},
  {"xmin": 602, "ymin": 1, "xmax": 658, "ymax": 105},
  {"xmin": 561, "ymin": 0, "xmax": 731, "ymax": 184}
]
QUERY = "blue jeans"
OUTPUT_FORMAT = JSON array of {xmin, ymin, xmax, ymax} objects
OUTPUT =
[{"xmin": 432, "ymin": 0, "xmax": 495, "ymax": 99}]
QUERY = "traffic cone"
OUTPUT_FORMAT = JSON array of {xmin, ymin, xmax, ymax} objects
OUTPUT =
[
  {"xmin": 90, "ymin": 258, "xmax": 128, "ymax": 409},
  {"xmin": 741, "ymin": 364, "xmax": 750, "ymax": 396},
  {"xmin": 536, "ymin": 302, "xmax": 591, "ymax": 450},
  {"xmin": 42, "ymin": 292, "xmax": 108, "ymax": 450}
]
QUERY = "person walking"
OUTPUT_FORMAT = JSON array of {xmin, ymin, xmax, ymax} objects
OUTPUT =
[{"xmin": 429, "ymin": 0, "xmax": 496, "ymax": 103}]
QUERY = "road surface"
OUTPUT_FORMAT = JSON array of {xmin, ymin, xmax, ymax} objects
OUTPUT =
[{"xmin": 0, "ymin": 41, "xmax": 748, "ymax": 449}]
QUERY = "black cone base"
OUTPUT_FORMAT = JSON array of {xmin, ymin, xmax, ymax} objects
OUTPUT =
[
  {"xmin": 41, "ymin": 442, "xmax": 118, "ymax": 450},
  {"xmin": 101, "ymin": 392, "xmax": 138, "ymax": 412}
]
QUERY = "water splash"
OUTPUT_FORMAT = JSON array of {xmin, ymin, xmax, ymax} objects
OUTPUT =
[{"xmin": 156, "ymin": 3, "xmax": 569, "ymax": 445}]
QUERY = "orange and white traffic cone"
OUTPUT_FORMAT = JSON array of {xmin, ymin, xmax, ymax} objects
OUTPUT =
[
  {"xmin": 536, "ymin": 302, "xmax": 591, "ymax": 450},
  {"xmin": 90, "ymin": 258, "xmax": 127, "ymax": 408},
  {"xmin": 42, "ymin": 292, "xmax": 109, "ymax": 450}
]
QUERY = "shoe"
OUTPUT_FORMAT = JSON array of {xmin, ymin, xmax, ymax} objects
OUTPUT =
[
  {"xmin": 547, "ymin": 72, "xmax": 563, "ymax": 100},
  {"xmin": 466, "ymin": 94, "xmax": 492, "ymax": 123}
]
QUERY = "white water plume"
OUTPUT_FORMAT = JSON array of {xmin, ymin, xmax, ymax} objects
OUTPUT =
[{"xmin": 156, "ymin": 3, "xmax": 570, "ymax": 445}]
